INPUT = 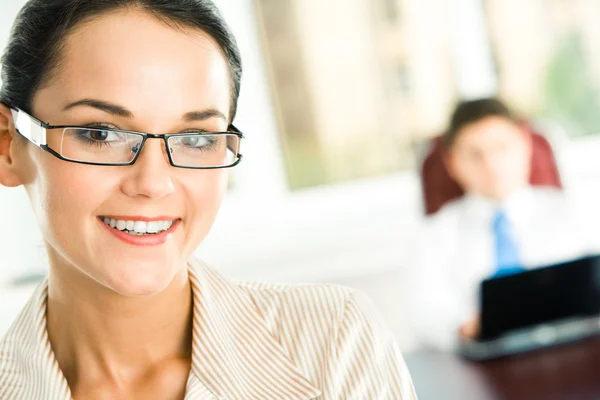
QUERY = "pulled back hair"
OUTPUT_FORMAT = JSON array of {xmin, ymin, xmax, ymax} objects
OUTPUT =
[
  {"xmin": 1, "ymin": 0, "xmax": 242, "ymax": 122},
  {"xmin": 443, "ymin": 97, "xmax": 517, "ymax": 149}
]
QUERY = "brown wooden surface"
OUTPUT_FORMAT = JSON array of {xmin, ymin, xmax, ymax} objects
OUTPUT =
[{"xmin": 405, "ymin": 337, "xmax": 600, "ymax": 400}]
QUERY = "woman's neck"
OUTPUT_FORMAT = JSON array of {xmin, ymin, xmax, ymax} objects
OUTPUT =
[{"xmin": 46, "ymin": 263, "xmax": 194, "ymax": 391}]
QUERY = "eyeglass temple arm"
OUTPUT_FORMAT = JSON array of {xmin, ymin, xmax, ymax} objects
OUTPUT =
[
  {"xmin": 229, "ymin": 124, "xmax": 243, "ymax": 135},
  {"xmin": 9, "ymin": 107, "xmax": 47, "ymax": 146},
  {"xmin": 227, "ymin": 124, "xmax": 243, "ymax": 157}
]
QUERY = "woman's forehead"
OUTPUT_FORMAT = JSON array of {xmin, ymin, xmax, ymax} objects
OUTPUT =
[{"xmin": 35, "ymin": 10, "xmax": 231, "ymax": 120}]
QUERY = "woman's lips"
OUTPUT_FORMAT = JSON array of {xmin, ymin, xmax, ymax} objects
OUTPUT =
[{"xmin": 98, "ymin": 217, "xmax": 181, "ymax": 247}]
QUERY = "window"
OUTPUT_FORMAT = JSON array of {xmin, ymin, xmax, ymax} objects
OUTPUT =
[
  {"xmin": 256, "ymin": 0, "xmax": 455, "ymax": 189},
  {"xmin": 485, "ymin": 0, "xmax": 600, "ymax": 136}
]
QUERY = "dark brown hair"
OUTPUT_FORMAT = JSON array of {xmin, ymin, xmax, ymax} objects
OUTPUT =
[
  {"xmin": 1, "ymin": 0, "xmax": 242, "ymax": 122},
  {"xmin": 443, "ymin": 97, "xmax": 517, "ymax": 148}
]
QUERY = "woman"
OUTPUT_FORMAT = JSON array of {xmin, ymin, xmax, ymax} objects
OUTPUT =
[{"xmin": 0, "ymin": 1, "xmax": 416, "ymax": 399}]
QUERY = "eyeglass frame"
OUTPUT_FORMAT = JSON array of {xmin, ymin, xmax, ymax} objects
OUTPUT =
[{"xmin": 7, "ymin": 105, "xmax": 244, "ymax": 169}]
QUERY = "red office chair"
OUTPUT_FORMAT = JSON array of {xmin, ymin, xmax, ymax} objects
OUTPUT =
[{"xmin": 421, "ymin": 129, "xmax": 562, "ymax": 216}]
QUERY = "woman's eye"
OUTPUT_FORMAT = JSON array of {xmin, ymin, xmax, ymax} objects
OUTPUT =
[
  {"xmin": 76, "ymin": 129, "xmax": 120, "ymax": 142},
  {"xmin": 181, "ymin": 135, "xmax": 213, "ymax": 148},
  {"xmin": 89, "ymin": 130, "xmax": 110, "ymax": 141}
]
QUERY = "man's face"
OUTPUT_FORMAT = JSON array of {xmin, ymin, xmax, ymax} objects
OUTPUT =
[{"xmin": 446, "ymin": 117, "xmax": 532, "ymax": 201}]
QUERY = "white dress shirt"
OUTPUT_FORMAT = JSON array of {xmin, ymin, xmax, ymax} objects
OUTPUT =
[
  {"xmin": 0, "ymin": 258, "xmax": 416, "ymax": 400},
  {"xmin": 404, "ymin": 186, "xmax": 600, "ymax": 351}
]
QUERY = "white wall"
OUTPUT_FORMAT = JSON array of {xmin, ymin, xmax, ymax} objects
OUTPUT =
[{"xmin": 445, "ymin": 0, "xmax": 498, "ymax": 99}]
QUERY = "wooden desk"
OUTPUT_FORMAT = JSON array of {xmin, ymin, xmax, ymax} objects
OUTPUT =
[{"xmin": 405, "ymin": 337, "xmax": 600, "ymax": 400}]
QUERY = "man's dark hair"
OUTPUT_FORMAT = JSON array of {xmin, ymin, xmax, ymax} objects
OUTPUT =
[
  {"xmin": 1, "ymin": 0, "xmax": 242, "ymax": 122},
  {"xmin": 443, "ymin": 97, "xmax": 517, "ymax": 148}
]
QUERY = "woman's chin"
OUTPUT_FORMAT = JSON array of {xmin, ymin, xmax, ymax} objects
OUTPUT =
[{"xmin": 100, "ymin": 263, "xmax": 181, "ymax": 297}]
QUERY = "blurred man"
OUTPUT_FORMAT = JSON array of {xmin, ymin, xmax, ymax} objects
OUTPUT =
[{"xmin": 406, "ymin": 98, "xmax": 600, "ymax": 350}]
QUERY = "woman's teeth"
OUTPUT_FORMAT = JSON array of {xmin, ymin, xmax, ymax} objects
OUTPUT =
[{"xmin": 102, "ymin": 217, "xmax": 174, "ymax": 235}]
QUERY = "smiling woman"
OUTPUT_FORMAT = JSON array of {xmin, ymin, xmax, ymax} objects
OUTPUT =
[{"xmin": 0, "ymin": 1, "xmax": 416, "ymax": 399}]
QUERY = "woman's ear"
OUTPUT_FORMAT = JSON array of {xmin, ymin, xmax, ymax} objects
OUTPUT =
[{"xmin": 0, "ymin": 103, "xmax": 25, "ymax": 187}]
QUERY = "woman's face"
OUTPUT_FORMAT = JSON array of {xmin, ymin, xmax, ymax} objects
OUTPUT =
[{"xmin": 8, "ymin": 10, "xmax": 232, "ymax": 296}]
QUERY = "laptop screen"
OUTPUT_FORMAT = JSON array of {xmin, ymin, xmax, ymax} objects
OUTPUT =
[{"xmin": 479, "ymin": 255, "xmax": 600, "ymax": 340}]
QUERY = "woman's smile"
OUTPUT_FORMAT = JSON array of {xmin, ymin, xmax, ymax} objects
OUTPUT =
[{"xmin": 98, "ymin": 215, "xmax": 182, "ymax": 246}]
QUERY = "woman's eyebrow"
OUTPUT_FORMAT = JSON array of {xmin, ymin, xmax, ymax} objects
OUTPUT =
[
  {"xmin": 62, "ymin": 99, "xmax": 226, "ymax": 122},
  {"xmin": 183, "ymin": 109, "xmax": 227, "ymax": 122},
  {"xmin": 63, "ymin": 99, "xmax": 133, "ymax": 118}
]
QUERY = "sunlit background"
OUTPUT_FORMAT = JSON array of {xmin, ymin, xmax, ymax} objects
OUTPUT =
[{"xmin": 3, "ymin": 0, "xmax": 600, "ymax": 353}]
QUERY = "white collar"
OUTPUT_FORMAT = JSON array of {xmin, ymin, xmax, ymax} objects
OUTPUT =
[{"xmin": 461, "ymin": 186, "xmax": 536, "ymax": 228}]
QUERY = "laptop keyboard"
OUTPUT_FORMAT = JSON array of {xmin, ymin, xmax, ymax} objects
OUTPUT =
[{"xmin": 459, "ymin": 315, "xmax": 600, "ymax": 360}]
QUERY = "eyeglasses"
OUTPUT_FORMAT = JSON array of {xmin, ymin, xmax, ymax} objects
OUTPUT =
[{"xmin": 9, "ymin": 107, "xmax": 244, "ymax": 169}]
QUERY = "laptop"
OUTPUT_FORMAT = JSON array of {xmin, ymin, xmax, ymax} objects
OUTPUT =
[{"xmin": 459, "ymin": 255, "xmax": 600, "ymax": 360}]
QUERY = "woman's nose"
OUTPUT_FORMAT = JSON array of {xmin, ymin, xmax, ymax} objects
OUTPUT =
[{"xmin": 120, "ymin": 138, "xmax": 175, "ymax": 200}]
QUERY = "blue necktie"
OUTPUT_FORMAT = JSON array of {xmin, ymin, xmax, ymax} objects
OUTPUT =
[{"xmin": 492, "ymin": 210, "xmax": 525, "ymax": 278}]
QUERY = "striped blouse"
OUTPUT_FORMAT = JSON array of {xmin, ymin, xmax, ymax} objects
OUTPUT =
[{"xmin": 0, "ymin": 258, "xmax": 417, "ymax": 399}]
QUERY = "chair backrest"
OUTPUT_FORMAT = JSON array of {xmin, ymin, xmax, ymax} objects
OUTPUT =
[{"xmin": 421, "ymin": 130, "xmax": 562, "ymax": 216}]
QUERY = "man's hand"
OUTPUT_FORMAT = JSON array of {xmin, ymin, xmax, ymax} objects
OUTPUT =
[{"xmin": 459, "ymin": 315, "xmax": 480, "ymax": 340}]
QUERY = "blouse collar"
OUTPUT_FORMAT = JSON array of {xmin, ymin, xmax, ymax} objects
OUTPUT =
[{"xmin": 0, "ymin": 259, "xmax": 320, "ymax": 400}]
